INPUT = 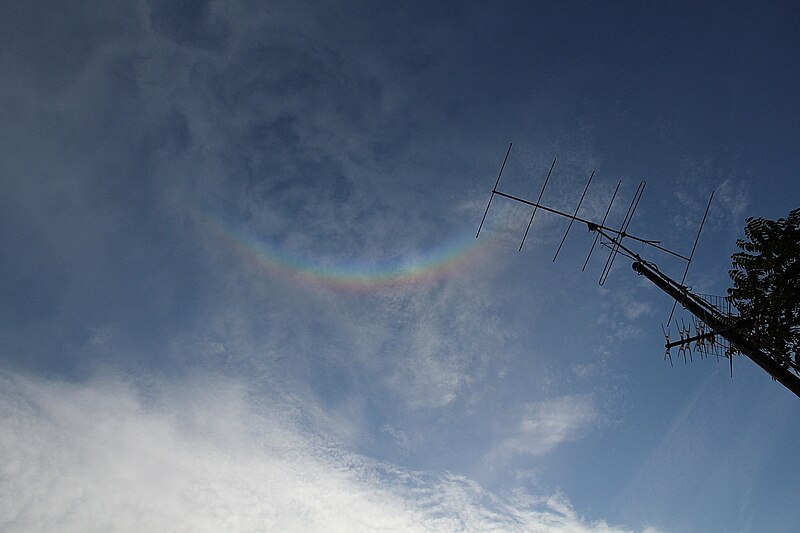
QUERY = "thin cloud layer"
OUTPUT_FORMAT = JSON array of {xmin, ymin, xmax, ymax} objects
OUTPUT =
[
  {"xmin": 2, "ymin": 2, "xmax": 798, "ymax": 532},
  {"xmin": 0, "ymin": 371, "xmax": 643, "ymax": 533},
  {"xmin": 491, "ymin": 395, "xmax": 596, "ymax": 459}
]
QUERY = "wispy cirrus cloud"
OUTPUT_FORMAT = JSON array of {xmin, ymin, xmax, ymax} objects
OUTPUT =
[
  {"xmin": 671, "ymin": 158, "xmax": 749, "ymax": 234},
  {"xmin": 0, "ymin": 371, "xmax": 645, "ymax": 533},
  {"xmin": 489, "ymin": 394, "xmax": 597, "ymax": 460}
]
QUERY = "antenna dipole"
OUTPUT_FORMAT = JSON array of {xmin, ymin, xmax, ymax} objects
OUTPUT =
[
  {"xmin": 599, "ymin": 180, "xmax": 645, "ymax": 285},
  {"xmin": 582, "ymin": 180, "xmax": 621, "ymax": 271},
  {"xmin": 476, "ymin": 144, "xmax": 800, "ymax": 399},
  {"xmin": 519, "ymin": 158, "xmax": 556, "ymax": 252},
  {"xmin": 665, "ymin": 191, "xmax": 715, "ymax": 326},
  {"xmin": 476, "ymin": 142, "xmax": 512, "ymax": 239},
  {"xmin": 553, "ymin": 170, "xmax": 595, "ymax": 262}
]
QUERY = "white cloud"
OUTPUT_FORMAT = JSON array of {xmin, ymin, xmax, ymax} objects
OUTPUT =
[
  {"xmin": 713, "ymin": 178, "xmax": 748, "ymax": 224},
  {"xmin": 671, "ymin": 160, "xmax": 749, "ymax": 234},
  {"xmin": 0, "ymin": 371, "xmax": 642, "ymax": 533},
  {"xmin": 619, "ymin": 289, "xmax": 652, "ymax": 321},
  {"xmin": 573, "ymin": 362, "xmax": 599, "ymax": 379},
  {"xmin": 491, "ymin": 395, "xmax": 597, "ymax": 459}
]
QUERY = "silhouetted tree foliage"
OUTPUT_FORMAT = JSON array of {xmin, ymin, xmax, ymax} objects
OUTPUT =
[{"xmin": 728, "ymin": 208, "xmax": 800, "ymax": 371}]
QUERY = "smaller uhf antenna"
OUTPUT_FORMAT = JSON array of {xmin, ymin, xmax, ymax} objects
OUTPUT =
[{"xmin": 477, "ymin": 142, "xmax": 800, "ymax": 398}]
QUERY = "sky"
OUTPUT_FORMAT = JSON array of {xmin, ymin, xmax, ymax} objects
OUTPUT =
[{"xmin": 1, "ymin": 1, "xmax": 799, "ymax": 531}]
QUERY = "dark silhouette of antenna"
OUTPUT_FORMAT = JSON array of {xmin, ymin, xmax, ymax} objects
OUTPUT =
[
  {"xmin": 662, "ymin": 294, "xmax": 738, "ymax": 375},
  {"xmin": 477, "ymin": 143, "xmax": 800, "ymax": 399}
]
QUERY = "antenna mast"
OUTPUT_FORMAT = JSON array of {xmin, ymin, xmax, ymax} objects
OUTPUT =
[{"xmin": 477, "ymin": 144, "xmax": 800, "ymax": 398}]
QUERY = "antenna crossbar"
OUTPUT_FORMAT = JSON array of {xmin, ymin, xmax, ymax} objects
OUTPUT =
[
  {"xmin": 491, "ymin": 189, "xmax": 690, "ymax": 261},
  {"xmin": 665, "ymin": 328, "xmax": 728, "ymax": 350}
]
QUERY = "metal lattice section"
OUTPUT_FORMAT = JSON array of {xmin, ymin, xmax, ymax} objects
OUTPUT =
[{"xmin": 663, "ymin": 293, "xmax": 740, "ymax": 367}]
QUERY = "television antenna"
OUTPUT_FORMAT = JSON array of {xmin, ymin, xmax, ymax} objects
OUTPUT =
[{"xmin": 477, "ymin": 143, "xmax": 800, "ymax": 398}]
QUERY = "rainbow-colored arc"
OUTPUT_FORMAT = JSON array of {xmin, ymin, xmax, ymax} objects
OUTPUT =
[{"xmin": 205, "ymin": 214, "xmax": 494, "ymax": 291}]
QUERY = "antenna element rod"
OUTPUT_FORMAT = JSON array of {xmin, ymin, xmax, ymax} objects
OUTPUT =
[
  {"xmin": 519, "ymin": 158, "xmax": 557, "ymax": 251},
  {"xmin": 600, "ymin": 180, "xmax": 646, "ymax": 284},
  {"xmin": 476, "ymin": 143, "xmax": 513, "ymax": 238},
  {"xmin": 553, "ymin": 169, "xmax": 595, "ymax": 261},
  {"xmin": 583, "ymin": 179, "xmax": 621, "ymax": 271},
  {"xmin": 666, "ymin": 190, "xmax": 715, "ymax": 325}
]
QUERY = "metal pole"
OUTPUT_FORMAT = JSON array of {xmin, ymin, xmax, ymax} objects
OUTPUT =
[{"xmin": 632, "ymin": 261, "xmax": 800, "ymax": 398}]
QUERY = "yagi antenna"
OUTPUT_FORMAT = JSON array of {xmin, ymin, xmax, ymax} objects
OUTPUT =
[
  {"xmin": 476, "ymin": 143, "xmax": 800, "ymax": 398},
  {"xmin": 480, "ymin": 164, "xmax": 684, "ymax": 283}
]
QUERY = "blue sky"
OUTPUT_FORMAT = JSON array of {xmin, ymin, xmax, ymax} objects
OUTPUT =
[{"xmin": 1, "ymin": 1, "xmax": 798, "ymax": 531}]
